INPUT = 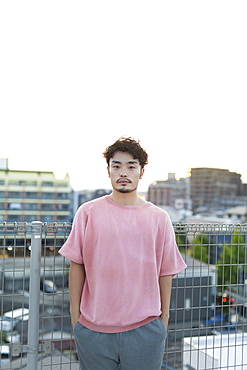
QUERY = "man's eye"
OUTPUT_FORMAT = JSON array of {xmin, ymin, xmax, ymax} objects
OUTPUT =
[{"xmin": 129, "ymin": 166, "xmax": 136, "ymax": 170}]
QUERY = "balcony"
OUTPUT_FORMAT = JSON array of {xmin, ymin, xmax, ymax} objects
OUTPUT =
[{"xmin": 0, "ymin": 222, "xmax": 247, "ymax": 369}]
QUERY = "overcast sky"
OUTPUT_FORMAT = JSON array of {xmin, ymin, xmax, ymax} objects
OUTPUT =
[{"xmin": 0, "ymin": 1, "xmax": 246, "ymax": 192}]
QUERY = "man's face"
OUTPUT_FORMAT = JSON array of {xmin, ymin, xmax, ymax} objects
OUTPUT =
[{"xmin": 108, "ymin": 151, "xmax": 144, "ymax": 194}]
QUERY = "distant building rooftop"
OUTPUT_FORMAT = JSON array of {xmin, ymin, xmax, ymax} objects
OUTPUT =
[{"xmin": 183, "ymin": 333, "xmax": 247, "ymax": 370}]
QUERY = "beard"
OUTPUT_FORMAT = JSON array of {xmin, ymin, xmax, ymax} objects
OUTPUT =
[
  {"xmin": 113, "ymin": 185, "xmax": 137, "ymax": 194},
  {"xmin": 118, "ymin": 188, "xmax": 134, "ymax": 194}
]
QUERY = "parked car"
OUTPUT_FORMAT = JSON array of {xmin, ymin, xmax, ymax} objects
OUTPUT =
[
  {"xmin": 0, "ymin": 345, "xmax": 10, "ymax": 366},
  {"xmin": 0, "ymin": 308, "xmax": 29, "ymax": 332},
  {"xmin": 40, "ymin": 280, "xmax": 57, "ymax": 293}
]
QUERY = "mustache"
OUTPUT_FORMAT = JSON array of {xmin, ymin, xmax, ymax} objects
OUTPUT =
[{"xmin": 117, "ymin": 178, "xmax": 132, "ymax": 183}]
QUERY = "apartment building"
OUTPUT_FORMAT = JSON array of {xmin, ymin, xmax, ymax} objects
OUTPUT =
[
  {"xmin": 147, "ymin": 173, "xmax": 191, "ymax": 210},
  {"xmin": 190, "ymin": 167, "xmax": 242, "ymax": 212},
  {"xmin": 0, "ymin": 161, "xmax": 73, "ymax": 223}
]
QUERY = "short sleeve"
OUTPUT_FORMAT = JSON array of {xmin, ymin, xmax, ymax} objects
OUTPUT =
[
  {"xmin": 58, "ymin": 206, "xmax": 87, "ymax": 264},
  {"xmin": 159, "ymin": 216, "xmax": 187, "ymax": 277}
]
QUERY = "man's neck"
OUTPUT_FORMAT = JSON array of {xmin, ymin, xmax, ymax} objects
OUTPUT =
[{"xmin": 109, "ymin": 190, "xmax": 146, "ymax": 206}]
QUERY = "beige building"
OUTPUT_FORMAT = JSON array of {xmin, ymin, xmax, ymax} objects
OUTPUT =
[
  {"xmin": 147, "ymin": 173, "xmax": 191, "ymax": 210},
  {"xmin": 0, "ymin": 160, "xmax": 73, "ymax": 223},
  {"xmin": 190, "ymin": 167, "xmax": 242, "ymax": 212}
]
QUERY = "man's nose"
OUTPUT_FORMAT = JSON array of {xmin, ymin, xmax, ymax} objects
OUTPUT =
[{"xmin": 120, "ymin": 167, "xmax": 127, "ymax": 177}]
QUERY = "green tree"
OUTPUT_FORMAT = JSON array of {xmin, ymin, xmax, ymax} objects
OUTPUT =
[
  {"xmin": 0, "ymin": 330, "xmax": 7, "ymax": 343},
  {"xmin": 175, "ymin": 224, "xmax": 188, "ymax": 254},
  {"xmin": 217, "ymin": 244, "xmax": 232, "ymax": 289},
  {"xmin": 190, "ymin": 233, "xmax": 209, "ymax": 264},
  {"xmin": 217, "ymin": 229, "xmax": 246, "ymax": 289}
]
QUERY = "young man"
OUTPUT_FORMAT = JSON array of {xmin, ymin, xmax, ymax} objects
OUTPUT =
[{"xmin": 59, "ymin": 137, "xmax": 187, "ymax": 370}]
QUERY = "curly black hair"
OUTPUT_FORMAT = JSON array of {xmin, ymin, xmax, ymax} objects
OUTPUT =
[{"xmin": 103, "ymin": 137, "xmax": 148, "ymax": 169}]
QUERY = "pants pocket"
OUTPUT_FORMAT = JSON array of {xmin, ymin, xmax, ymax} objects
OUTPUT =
[
  {"xmin": 73, "ymin": 321, "xmax": 79, "ymax": 332},
  {"xmin": 158, "ymin": 317, "xmax": 167, "ymax": 333}
]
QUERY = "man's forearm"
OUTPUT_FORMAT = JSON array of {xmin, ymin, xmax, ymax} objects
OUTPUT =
[
  {"xmin": 159, "ymin": 275, "xmax": 172, "ymax": 329},
  {"xmin": 69, "ymin": 261, "xmax": 86, "ymax": 327}
]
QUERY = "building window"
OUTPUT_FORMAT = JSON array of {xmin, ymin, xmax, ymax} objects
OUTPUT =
[
  {"xmin": 57, "ymin": 193, "xmax": 69, "ymax": 199},
  {"xmin": 24, "ymin": 203, "xmax": 38, "ymax": 211},
  {"xmin": 56, "ymin": 215, "xmax": 69, "ymax": 222},
  {"xmin": 42, "ymin": 182, "xmax": 54, "ymax": 187},
  {"xmin": 25, "ymin": 215, "xmax": 38, "ymax": 222},
  {"xmin": 26, "ymin": 192, "xmax": 38, "ymax": 199},
  {"xmin": 57, "ymin": 204, "xmax": 69, "ymax": 211},
  {"xmin": 41, "ymin": 193, "xmax": 54, "ymax": 199},
  {"xmin": 8, "ymin": 192, "xmax": 22, "ymax": 199},
  {"xmin": 8, "ymin": 203, "xmax": 22, "ymax": 210},
  {"xmin": 41, "ymin": 204, "xmax": 54, "ymax": 211},
  {"xmin": 8, "ymin": 215, "xmax": 22, "ymax": 222},
  {"xmin": 42, "ymin": 215, "xmax": 53, "ymax": 222},
  {"xmin": 0, "ymin": 191, "xmax": 5, "ymax": 198},
  {"xmin": 9, "ymin": 181, "xmax": 26, "ymax": 186}
]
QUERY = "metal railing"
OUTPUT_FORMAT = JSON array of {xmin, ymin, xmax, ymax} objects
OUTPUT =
[{"xmin": 0, "ymin": 222, "xmax": 246, "ymax": 369}]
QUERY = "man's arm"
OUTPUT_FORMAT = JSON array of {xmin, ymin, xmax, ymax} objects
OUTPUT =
[
  {"xmin": 69, "ymin": 261, "xmax": 86, "ymax": 328},
  {"xmin": 159, "ymin": 275, "xmax": 173, "ymax": 329}
]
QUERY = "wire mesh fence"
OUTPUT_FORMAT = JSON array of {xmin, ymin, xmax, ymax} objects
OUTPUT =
[{"xmin": 0, "ymin": 222, "xmax": 246, "ymax": 369}]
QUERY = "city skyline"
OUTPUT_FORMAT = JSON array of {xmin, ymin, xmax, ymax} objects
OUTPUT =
[
  {"xmin": 1, "ymin": 158, "xmax": 245, "ymax": 194},
  {"xmin": 1, "ymin": 2, "xmax": 246, "ymax": 192}
]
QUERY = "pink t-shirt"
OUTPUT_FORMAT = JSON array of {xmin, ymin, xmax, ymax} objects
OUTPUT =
[{"xmin": 59, "ymin": 195, "xmax": 187, "ymax": 333}]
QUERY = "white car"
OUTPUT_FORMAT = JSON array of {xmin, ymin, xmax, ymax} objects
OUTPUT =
[
  {"xmin": 0, "ymin": 308, "xmax": 29, "ymax": 332},
  {"xmin": 0, "ymin": 345, "xmax": 10, "ymax": 366}
]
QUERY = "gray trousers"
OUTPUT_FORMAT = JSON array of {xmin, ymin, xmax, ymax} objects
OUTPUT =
[{"xmin": 74, "ymin": 318, "xmax": 167, "ymax": 370}]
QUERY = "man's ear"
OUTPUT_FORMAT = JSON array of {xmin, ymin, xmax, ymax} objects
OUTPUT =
[
  {"xmin": 107, "ymin": 166, "xmax": 110, "ymax": 178},
  {"xmin": 140, "ymin": 168, "xmax": 145, "ymax": 179}
]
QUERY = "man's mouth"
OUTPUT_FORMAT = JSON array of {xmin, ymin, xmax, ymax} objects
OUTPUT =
[{"xmin": 117, "ymin": 179, "xmax": 131, "ymax": 184}]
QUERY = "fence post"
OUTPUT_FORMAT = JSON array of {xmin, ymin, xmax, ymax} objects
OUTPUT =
[{"xmin": 27, "ymin": 221, "xmax": 42, "ymax": 370}]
